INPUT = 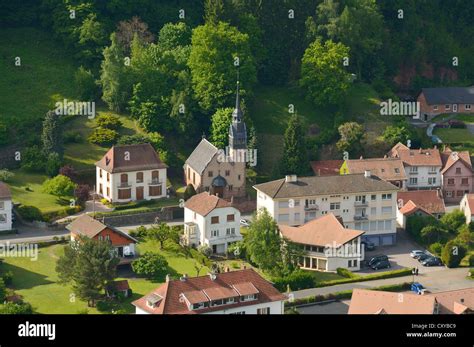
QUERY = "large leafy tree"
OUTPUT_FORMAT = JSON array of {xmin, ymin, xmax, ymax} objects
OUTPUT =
[
  {"xmin": 147, "ymin": 223, "xmax": 172, "ymax": 250},
  {"xmin": 210, "ymin": 108, "xmax": 233, "ymax": 149},
  {"xmin": 336, "ymin": 122, "xmax": 365, "ymax": 155},
  {"xmin": 42, "ymin": 110, "xmax": 63, "ymax": 157},
  {"xmin": 281, "ymin": 114, "xmax": 308, "ymax": 175},
  {"xmin": 188, "ymin": 21, "xmax": 256, "ymax": 112},
  {"xmin": 131, "ymin": 252, "xmax": 168, "ymax": 279},
  {"xmin": 42, "ymin": 175, "xmax": 76, "ymax": 199},
  {"xmin": 300, "ymin": 39, "xmax": 351, "ymax": 106},
  {"xmin": 56, "ymin": 236, "xmax": 119, "ymax": 306}
]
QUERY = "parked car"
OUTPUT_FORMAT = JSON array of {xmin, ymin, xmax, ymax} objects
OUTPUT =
[
  {"xmin": 410, "ymin": 250, "xmax": 425, "ymax": 258},
  {"xmin": 362, "ymin": 241, "xmax": 376, "ymax": 251},
  {"xmin": 370, "ymin": 259, "xmax": 391, "ymax": 270},
  {"xmin": 240, "ymin": 219, "xmax": 251, "ymax": 227},
  {"xmin": 411, "ymin": 282, "xmax": 427, "ymax": 295},
  {"xmin": 368, "ymin": 255, "xmax": 388, "ymax": 267},
  {"xmin": 417, "ymin": 253, "xmax": 432, "ymax": 262},
  {"xmin": 421, "ymin": 257, "xmax": 443, "ymax": 267}
]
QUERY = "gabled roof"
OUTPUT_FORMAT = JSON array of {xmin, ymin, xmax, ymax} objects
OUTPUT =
[
  {"xmin": 397, "ymin": 190, "xmax": 445, "ymax": 215},
  {"xmin": 349, "ymin": 289, "xmax": 436, "ymax": 314},
  {"xmin": 184, "ymin": 192, "xmax": 233, "ymax": 216},
  {"xmin": 184, "ymin": 139, "xmax": 219, "ymax": 175},
  {"xmin": 66, "ymin": 214, "xmax": 138, "ymax": 243},
  {"xmin": 441, "ymin": 149, "xmax": 473, "ymax": 174},
  {"xmin": 421, "ymin": 87, "xmax": 474, "ymax": 104},
  {"xmin": 388, "ymin": 143, "xmax": 442, "ymax": 167},
  {"xmin": 95, "ymin": 143, "xmax": 168, "ymax": 174},
  {"xmin": 279, "ymin": 214, "xmax": 364, "ymax": 247},
  {"xmin": 0, "ymin": 181, "xmax": 11, "ymax": 199},
  {"xmin": 346, "ymin": 157, "xmax": 407, "ymax": 181},
  {"xmin": 399, "ymin": 200, "xmax": 432, "ymax": 216},
  {"xmin": 310, "ymin": 160, "xmax": 343, "ymax": 176},
  {"xmin": 253, "ymin": 174, "xmax": 398, "ymax": 199},
  {"xmin": 463, "ymin": 194, "xmax": 474, "ymax": 213},
  {"xmin": 132, "ymin": 269, "xmax": 286, "ymax": 314},
  {"xmin": 429, "ymin": 288, "xmax": 474, "ymax": 314}
]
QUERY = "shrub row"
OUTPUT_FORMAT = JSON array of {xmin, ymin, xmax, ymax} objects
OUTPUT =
[{"xmin": 315, "ymin": 268, "xmax": 413, "ymax": 288}]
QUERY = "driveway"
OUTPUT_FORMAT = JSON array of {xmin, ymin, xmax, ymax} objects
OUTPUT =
[{"xmin": 360, "ymin": 229, "xmax": 444, "ymax": 275}]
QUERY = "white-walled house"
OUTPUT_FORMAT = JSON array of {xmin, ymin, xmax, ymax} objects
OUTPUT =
[
  {"xmin": 254, "ymin": 173, "xmax": 399, "ymax": 246},
  {"xmin": 388, "ymin": 143, "xmax": 442, "ymax": 189},
  {"xmin": 0, "ymin": 182, "xmax": 12, "ymax": 231},
  {"xmin": 95, "ymin": 143, "xmax": 168, "ymax": 203},
  {"xmin": 460, "ymin": 194, "xmax": 474, "ymax": 224},
  {"xmin": 280, "ymin": 214, "xmax": 365, "ymax": 272},
  {"xmin": 181, "ymin": 192, "xmax": 242, "ymax": 254},
  {"xmin": 133, "ymin": 269, "xmax": 286, "ymax": 315}
]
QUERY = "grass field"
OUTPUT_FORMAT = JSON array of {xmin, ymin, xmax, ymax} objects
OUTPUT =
[
  {"xmin": 0, "ymin": 27, "xmax": 78, "ymax": 140},
  {"xmin": 1, "ymin": 241, "xmax": 209, "ymax": 314},
  {"xmin": 433, "ymin": 128, "xmax": 474, "ymax": 144}
]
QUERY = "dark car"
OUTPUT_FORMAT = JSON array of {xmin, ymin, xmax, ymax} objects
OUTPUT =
[
  {"xmin": 421, "ymin": 257, "xmax": 443, "ymax": 267},
  {"xmin": 371, "ymin": 259, "xmax": 391, "ymax": 270},
  {"xmin": 417, "ymin": 253, "xmax": 432, "ymax": 262},
  {"xmin": 368, "ymin": 255, "xmax": 388, "ymax": 267},
  {"xmin": 362, "ymin": 241, "xmax": 376, "ymax": 251}
]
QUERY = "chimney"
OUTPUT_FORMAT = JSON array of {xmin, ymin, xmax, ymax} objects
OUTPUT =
[
  {"xmin": 165, "ymin": 274, "xmax": 170, "ymax": 283},
  {"xmin": 436, "ymin": 188, "xmax": 442, "ymax": 198},
  {"xmin": 208, "ymin": 272, "xmax": 217, "ymax": 281},
  {"xmin": 224, "ymin": 266, "xmax": 230, "ymax": 273},
  {"xmin": 180, "ymin": 274, "xmax": 188, "ymax": 281},
  {"xmin": 285, "ymin": 175, "xmax": 297, "ymax": 183},
  {"xmin": 318, "ymin": 169, "xmax": 321, "ymax": 176},
  {"xmin": 364, "ymin": 170, "xmax": 371, "ymax": 178},
  {"xmin": 419, "ymin": 148, "xmax": 422, "ymax": 154},
  {"xmin": 383, "ymin": 154, "xmax": 387, "ymax": 159},
  {"xmin": 359, "ymin": 156, "xmax": 363, "ymax": 160}
]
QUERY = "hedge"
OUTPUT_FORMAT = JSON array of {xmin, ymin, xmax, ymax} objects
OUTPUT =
[{"xmin": 285, "ymin": 282, "xmax": 412, "ymax": 308}]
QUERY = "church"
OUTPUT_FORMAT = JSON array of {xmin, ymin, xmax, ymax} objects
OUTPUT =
[{"xmin": 183, "ymin": 82, "xmax": 248, "ymax": 199}]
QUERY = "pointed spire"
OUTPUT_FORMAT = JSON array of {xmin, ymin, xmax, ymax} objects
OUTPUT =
[{"xmin": 232, "ymin": 72, "xmax": 243, "ymax": 123}]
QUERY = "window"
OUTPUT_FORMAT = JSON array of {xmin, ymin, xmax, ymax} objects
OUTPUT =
[
  {"xmin": 107, "ymin": 172, "xmax": 110, "ymax": 182},
  {"xmin": 106, "ymin": 187, "xmax": 110, "ymax": 196},
  {"xmin": 227, "ymin": 214, "xmax": 235, "ymax": 222},
  {"xmin": 447, "ymin": 178, "xmax": 455, "ymax": 185},
  {"xmin": 241, "ymin": 294, "xmax": 257, "ymax": 302},
  {"xmin": 278, "ymin": 201, "xmax": 289, "ymax": 208},
  {"xmin": 330, "ymin": 202, "xmax": 340, "ymax": 210},
  {"xmin": 225, "ymin": 170, "xmax": 230, "ymax": 177},
  {"xmin": 355, "ymin": 195, "xmax": 366, "ymax": 202},
  {"xmin": 257, "ymin": 307, "xmax": 270, "ymax": 315},
  {"xmin": 433, "ymin": 105, "xmax": 438, "ymax": 111},
  {"xmin": 446, "ymin": 191, "xmax": 453, "ymax": 198},
  {"xmin": 382, "ymin": 194, "xmax": 392, "ymax": 200},
  {"xmin": 187, "ymin": 168, "xmax": 191, "ymax": 180},
  {"xmin": 0, "ymin": 214, "xmax": 6, "ymax": 223},
  {"xmin": 457, "ymin": 190, "xmax": 464, "ymax": 197},
  {"xmin": 409, "ymin": 167, "xmax": 418, "ymax": 173},
  {"xmin": 456, "ymin": 167, "xmax": 462, "ymax": 174},
  {"xmin": 348, "ymin": 260, "xmax": 352, "ymax": 267},
  {"xmin": 429, "ymin": 167, "xmax": 437, "ymax": 173},
  {"xmin": 208, "ymin": 171, "xmax": 213, "ymax": 177},
  {"xmin": 238, "ymin": 175, "xmax": 241, "ymax": 180},
  {"xmin": 394, "ymin": 168, "xmax": 400, "ymax": 174},
  {"xmin": 211, "ymin": 230, "xmax": 219, "ymax": 237},
  {"xmin": 371, "ymin": 207, "xmax": 376, "ymax": 215},
  {"xmin": 120, "ymin": 173, "xmax": 128, "ymax": 184},
  {"xmin": 445, "ymin": 104, "xmax": 451, "ymax": 110},
  {"xmin": 149, "ymin": 185, "xmax": 162, "ymax": 196},
  {"xmin": 428, "ymin": 177, "xmax": 436, "ymax": 185},
  {"xmin": 118, "ymin": 188, "xmax": 131, "ymax": 200},
  {"xmin": 136, "ymin": 172, "xmax": 144, "ymax": 183},
  {"xmin": 353, "ymin": 260, "xmax": 358, "ymax": 267},
  {"xmin": 409, "ymin": 177, "xmax": 418, "ymax": 185},
  {"xmin": 466, "ymin": 104, "xmax": 471, "ymax": 110},
  {"xmin": 382, "ymin": 206, "xmax": 392, "ymax": 214},
  {"xmin": 461, "ymin": 178, "xmax": 469, "ymax": 185},
  {"xmin": 226, "ymin": 228, "xmax": 235, "ymax": 235},
  {"xmin": 278, "ymin": 214, "xmax": 289, "ymax": 221},
  {"xmin": 99, "ymin": 169, "xmax": 102, "ymax": 178},
  {"xmin": 294, "ymin": 213, "xmax": 300, "ymax": 221},
  {"xmin": 371, "ymin": 194, "xmax": 377, "ymax": 201},
  {"xmin": 99, "ymin": 184, "xmax": 103, "ymax": 195},
  {"xmin": 211, "ymin": 216, "xmax": 219, "ymax": 224}
]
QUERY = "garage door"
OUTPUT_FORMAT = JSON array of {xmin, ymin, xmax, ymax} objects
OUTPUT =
[
  {"xmin": 381, "ymin": 235, "xmax": 394, "ymax": 245},
  {"xmin": 366, "ymin": 236, "xmax": 380, "ymax": 246}
]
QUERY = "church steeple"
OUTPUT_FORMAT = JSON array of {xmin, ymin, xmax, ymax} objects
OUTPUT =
[{"xmin": 228, "ymin": 79, "xmax": 247, "ymax": 151}]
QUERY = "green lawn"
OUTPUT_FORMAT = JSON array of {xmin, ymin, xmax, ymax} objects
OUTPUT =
[
  {"xmin": 433, "ymin": 128, "xmax": 474, "ymax": 144},
  {"xmin": 2, "ymin": 240, "xmax": 209, "ymax": 314},
  {"xmin": 0, "ymin": 27, "xmax": 78, "ymax": 140},
  {"xmin": 432, "ymin": 113, "xmax": 474, "ymax": 124},
  {"xmin": 8, "ymin": 170, "xmax": 74, "ymax": 213},
  {"xmin": 307, "ymin": 270, "xmax": 344, "ymax": 284}
]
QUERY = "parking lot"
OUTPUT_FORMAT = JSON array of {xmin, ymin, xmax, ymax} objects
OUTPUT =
[{"xmin": 359, "ymin": 229, "xmax": 445, "ymax": 275}]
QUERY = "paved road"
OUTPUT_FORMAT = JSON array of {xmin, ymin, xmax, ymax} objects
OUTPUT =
[{"xmin": 0, "ymin": 225, "xmax": 68, "ymax": 244}]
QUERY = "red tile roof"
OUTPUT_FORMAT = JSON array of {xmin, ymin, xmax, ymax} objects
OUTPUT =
[
  {"xmin": 429, "ymin": 288, "xmax": 474, "ymax": 314},
  {"xmin": 184, "ymin": 192, "xmax": 232, "ymax": 216},
  {"xmin": 0, "ymin": 182, "xmax": 11, "ymax": 199},
  {"xmin": 66, "ymin": 214, "xmax": 137, "ymax": 243},
  {"xmin": 310, "ymin": 160, "xmax": 343, "ymax": 176},
  {"xmin": 132, "ymin": 269, "xmax": 286, "ymax": 314},
  {"xmin": 388, "ymin": 143, "xmax": 442, "ymax": 167},
  {"xmin": 397, "ymin": 190, "xmax": 445, "ymax": 215},
  {"xmin": 346, "ymin": 157, "xmax": 407, "ymax": 181},
  {"xmin": 441, "ymin": 149, "xmax": 473, "ymax": 174},
  {"xmin": 398, "ymin": 200, "xmax": 432, "ymax": 216},
  {"xmin": 279, "ymin": 214, "xmax": 364, "ymax": 247},
  {"xmin": 232, "ymin": 282, "xmax": 259, "ymax": 296}
]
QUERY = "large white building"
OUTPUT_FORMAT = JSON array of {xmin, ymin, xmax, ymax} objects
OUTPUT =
[
  {"xmin": 0, "ymin": 182, "xmax": 12, "ymax": 231},
  {"xmin": 133, "ymin": 269, "xmax": 286, "ymax": 315},
  {"xmin": 254, "ymin": 173, "xmax": 399, "ymax": 246},
  {"xmin": 388, "ymin": 143, "xmax": 442, "ymax": 190},
  {"xmin": 95, "ymin": 143, "xmax": 168, "ymax": 203},
  {"xmin": 181, "ymin": 192, "xmax": 242, "ymax": 254}
]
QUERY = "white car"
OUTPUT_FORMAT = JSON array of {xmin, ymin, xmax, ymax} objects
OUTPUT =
[
  {"xmin": 240, "ymin": 219, "xmax": 250, "ymax": 227},
  {"xmin": 410, "ymin": 250, "xmax": 425, "ymax": 258}
]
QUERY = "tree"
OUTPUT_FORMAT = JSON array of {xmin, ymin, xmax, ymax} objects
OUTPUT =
[
  {"xmin": 20, "ymin": 146, "xmax": 47, "ymax": 173},
  {"xmin": 0, "ymin": 169, "xmax": 14, "ymax": 182},
  {"xmin": 59, "ymin": 165, "xmax": 77, "ymax": 181},
  {"xmin": 100, "ymin": 33, "xmax": 131, "ymax": 112},
  {"xmin": 300, "ymin": 39, "xmax": 351, "ymax": 106},
  {"xmin": 42, "ymin": 175, "xmax": 76, "ymax": 199},
  {"xmin": 244, "ymin": 209, "xmax": 286, "ymax": 276},
  {"xmin": 88, "ymin": 127, "xmax": 120, "ymax": 146},
  {"xmin": 147, "ymin": 223, "xmax": 172, "ymax": 250},
  {"xmin": 210, "ymin": 108, "xmax": 233, "ymax": 149},
  {"xmin": 0, "ymin": 278, "xmax": 6, "ymax": 302},
  {"xmin": 188, "ymin": 22, "xmax": 256, "ymax": 112},
  {"xmin": 95, "ymin": 114, "xmax": 123, "ymax": 130},
  {"xmin": 75, "ymin": 66, "xmax": 99, "ymax": 101},
  {"xmin": 420, "ymin": 225, "xmax": 448, "ymax": 244},
  {"xmin": 74, "ymin": 184, "xmax": 90, "ymax": 204},
  {"xmin": 440, "ymin": 209, "xmax": 466, "ymax": 234},
  {"xmin": 0, "ymin": 302, "xmax": 33, "ymax": 314},
  {"xmin": 45, "ymin": 152, "xmax": 62, "ymax": 177},
  {"xmin": 158, "ymin": 22, "xmax": 191, "ymax": 50},
  {"xmin": 382, "ymin": 125, "xmax": 411, "ymax": 147},
  {"xmin": 204, "ymin": 0, "xmax": 226, "ymax": 24},
  {"xmin": 281, "ymin": 114, "xmax": 308, "ymax": 175},
  {"xmin": 183, "ymin": 184, "xmax": 197, "ymax": 201},
  {"xmin": 116, "ymin": 16, "xmax": 154, "ymax": 54},
  {"xmin": 56, "ymin": 235, "xmax": 119, "ymax": 307},
  {"xmin": 336, "ymin": 122, "xmax": 365, "ymax": 154},
  {"xmin": 441, "ymin": 240, "xmax": 467, "ymax": 268},
  {"xmin": 42, "ymin": 110, "xmax": 63, "ymax": 157},
  {"xmin": 131, "ymin": 252, "xmax": 168, "ymax": 279}
]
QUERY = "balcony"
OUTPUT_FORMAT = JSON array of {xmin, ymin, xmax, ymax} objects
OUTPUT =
[
  {"xmin": 354, "ymin": 201, "xmax": 368, "ymax": 207},
  {"xmin": 304, "ymin": 204, "xmax": 319, "ymax": 211},
  {"xmin": 117, "ymin": 182, "xmax": 132, "ymax": 188},
  {"xmin": 409, "ymin": 171, "xmax": 418, "ymax": 175},
  {"xmin": 148, "ymin": 179, "xmax": 163, "ymax": 186},
  {"xmin": 354, "ymin": 215, "xmax": 368, "ymax": 221}
]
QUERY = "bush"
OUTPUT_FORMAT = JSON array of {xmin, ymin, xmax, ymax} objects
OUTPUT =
[
  {"xmin": 2, "ymin": 271, "xmax": 13, "ymax": 286},
  {"xmin": 75, "ymin": 66, "xmax": 99, "ymax": 101},
  {"xmin": 440, "ymin": 209, "xmax": 466, "ymax": 234},
  {"xmin": 0, "ymin": 169, "xmax": 14, "ymax": 182},
  {"xmin": 0, "ymin": 302, "xmax": 33, "ymax": 314},
  {"xmin": 95, "ymin": 114, "xmax": 123, "ymax": 130},
  {"xmin": 20, "ymin": 146, "xmax": 47, "ymax": 173},
  {"xmin": 183, "ymin": 184, "xmax": 197, "ymax": 200},
  {"xmin": 429, "ymin": 242, "xmax": 443, "ymax": 256},
  {"xmin": 131, "ymin": 252, "xmax": 168, "ymax": 279},
  {"xmin": 17, "ymin": 205, "xmax": 43, "ymax": 222},
  {"xmin": 45, "ymin": 152, "xmax": 62, "ymax": 177},
  {"xmin": 336, "ymin": 268, "xmax": 356, "ymax": 278},
  {"xmin": 88, "ymin": 127, "xmax": 119, "ymax": 146},
  {"xmin": 469, "ymin": 255, "xmax": 474, "ymax": 267},
  {"xmin": 273, "ymin": 270, "xmax": 315, "ymax": 292},
  {"xmin": 63, "ymin": 131, "xmax": 83, "ymax": 144},
  {"xmin": 198, "ymin": 245, "xmax": 212, "ymax": 257},
  {"xmin": 96, "ymin": 300, "xmax": 115, "ymax": 312},
  {"xmin": 441, "ymin": 240, "xmax": 467, "ymax": 268},
  {"xmin": 129, "ymin": 226, "xmax": 148, "ymax": 239}
]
